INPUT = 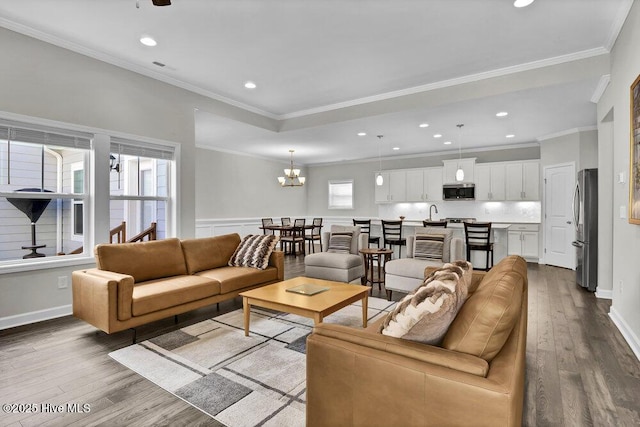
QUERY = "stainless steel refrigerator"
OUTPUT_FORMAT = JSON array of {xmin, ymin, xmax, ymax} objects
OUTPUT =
[{"xmin": 572, "ymin": 169, "xmax": 598, "ymax": 291}]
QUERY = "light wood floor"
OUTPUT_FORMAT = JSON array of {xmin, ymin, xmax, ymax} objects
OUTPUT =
[{"xmin": 1, "ymin": 254, "xmax": 639, "ymax": 426}]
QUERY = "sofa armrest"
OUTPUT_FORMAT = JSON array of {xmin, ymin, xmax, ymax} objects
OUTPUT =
[
  {"xmin": 71, "ymin": 268, "xmax": 134, "ymax": 326},
  {"xmin": 72, "ymin": 269, "xmax": 130, "ymax": 333},
  {"xmin": 268, "ymin": 250, "xmax": 285, "ymax": 281},
  {"xmin": 309, "ymin": 323, "xmax": 488, "ymax": 377}
]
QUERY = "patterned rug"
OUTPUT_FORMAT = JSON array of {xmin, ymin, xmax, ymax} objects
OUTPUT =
[{"xmin": 109, "ymin": 297, "xmax": 396, "ymax": 427}]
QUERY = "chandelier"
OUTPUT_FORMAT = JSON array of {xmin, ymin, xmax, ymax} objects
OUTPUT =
[{"xmin": 278, "ymin": 150, "xmax": 306, "ymax": 187}]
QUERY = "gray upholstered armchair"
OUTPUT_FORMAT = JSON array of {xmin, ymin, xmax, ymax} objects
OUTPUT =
[{"xmin": 304, "ymin": 225, "xmax": 366, "ymax": 283}]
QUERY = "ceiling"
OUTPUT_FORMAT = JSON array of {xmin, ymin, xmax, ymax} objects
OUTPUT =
[{"xmin": 0, "ymin": 0, "xmax": 633, "ymax": 165}]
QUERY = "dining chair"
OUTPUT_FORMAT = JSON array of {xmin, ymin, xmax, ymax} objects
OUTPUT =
[
  {"xmin": 281, "ymin": 218, "xmax": 306, "ymax": 255},
  {"xmin": 422, "ymin": 220, "xmax": 448, "ymax": 228},
  {"xmin": 352, "ymin": 219, "xmax": 380, "ymax": 247},
  {"xmin": 261, "ymin": 217, "xmax": 275, "ymax": 235},
  {"xmin": 304, "ymin": 218, "xmax": 323, "ymax": 253},
  {"xmin": 382, "ymin": 219, "xmax": 406, "ymax": 258},
  {"xmin": 281, "ymin": 217, "xmax": 292, "ymax": 226},
  {"xmin": 463, "ymin": 221, "xmax": 494, "ymax": 271}
]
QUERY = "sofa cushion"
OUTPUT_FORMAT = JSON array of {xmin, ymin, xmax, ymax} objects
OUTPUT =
[
  {"xmin": 131, "ymin": 275, "xmax": 221, "ymax": 316},
  {"xmin": 305, "ymin": 252, "xmax": 363, "ymax": 269},
  {"xmin": 380, "ymin": 261, "xmax": 471, "ymax": 345},
  {"xmin": 327, "ymin": 232, "xmax": 353, "ymax": 254},
  {"xmin": 95, "ymin": 238, "xmax": 187, "ymax": 283},
  {"xmin": 181, "ymin": 234, "xmax": 242, "ymax": 274},
  {"xmin": 196, "ymin": 265, "xmax": 279, "ymax": 294},
  {"xmin": 442, "ymin": 264, "xmax": 524, "ymax": 362},
  {"xmin": 228, "ymin": 234, "xmax": 279, "ymax": 270},
  {"xmin": 413, "ymin": 234, "xmax": 445, "ymax": 260},
  {"xmin": 413, "ymin": 227, "xmax": 453, "ymax": 262},
  {"xmin": 385, "ymin": 258, "xmax": 444, "ymax": 280}
]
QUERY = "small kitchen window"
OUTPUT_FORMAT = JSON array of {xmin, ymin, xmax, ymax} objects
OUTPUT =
[{"xmin": 328, "ymin": 180, "xmax": 353, "ymax": 209}]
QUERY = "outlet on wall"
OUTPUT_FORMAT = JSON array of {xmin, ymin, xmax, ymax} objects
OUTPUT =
[{"xmin": 58, "ymin": 276, "xmax": 68, "ymax": 289}]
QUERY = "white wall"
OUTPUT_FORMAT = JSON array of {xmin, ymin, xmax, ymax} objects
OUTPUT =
[{"xmin": 597, "ymin": 0, "xmax": 640, "ymax": 360}]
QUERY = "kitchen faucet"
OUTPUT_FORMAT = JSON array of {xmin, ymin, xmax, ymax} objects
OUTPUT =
[{"xmin": 429, "ymin": 204, "xmax": 438, "ymax": 221}]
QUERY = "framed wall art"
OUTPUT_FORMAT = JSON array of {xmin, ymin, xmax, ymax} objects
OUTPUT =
[{"xmin": 630, "ymin": 74, "xmax": 640, "ymax": 224}]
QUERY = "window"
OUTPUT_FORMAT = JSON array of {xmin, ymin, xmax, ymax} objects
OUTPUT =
[
  {"xmin": 71, "ymin": 162, "xmax": 84, "ymax": 240},
  {"xmin": 0, "ymin": 121, "xmax": 91, "ymax": 262},
  {"xmin": 0, "ymin": 117, "xmax": 178, "ymax": 269},
  {"xmin": 328, "ymin": 180, "xmax": 354, "ymax": 209},
  {"xmin": 109, "ymin": 138, "xmax": 174, "ymax": 241}
]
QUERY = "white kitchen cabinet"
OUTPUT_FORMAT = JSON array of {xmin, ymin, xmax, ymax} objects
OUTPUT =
[
  {"xmin": 374, "ymin": 170, "xmax": 406, "ymax": 203},
  {"xmin": 405, "ymin": 167, "xmax": 443, "ymax": 202},
  {"xmin": 507, "ymin": 224, "xmax": 539, "ymax": 260},
  {"xmin": 443, "ymin": 158, "xmax": 475, "ymax": 184},
  {"xmin": 505, "ymin": 161, "xmax": 540, "ymax": 201},
  {"xmin": 475, "ymin": 163, "xmax": 506, "ymax": 201}
]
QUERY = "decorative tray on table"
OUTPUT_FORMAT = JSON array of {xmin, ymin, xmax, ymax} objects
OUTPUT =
[{"xmin": 286, "ymin": 283, "xmax": 330, "ymax": 296}]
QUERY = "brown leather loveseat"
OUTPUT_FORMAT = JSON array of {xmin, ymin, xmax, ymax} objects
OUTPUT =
[
  {"xmin": 306, "ymin": 255, "xmax": 528, "ymax": 427},
  {"xmin": 72, "ymin": 233, "xmax": 283, "ymax": 334}
]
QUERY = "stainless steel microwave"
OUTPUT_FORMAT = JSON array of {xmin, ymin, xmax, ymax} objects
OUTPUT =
[{"xmin": 443, "ymin": 183, "xmax": 475, "ymax": 200}]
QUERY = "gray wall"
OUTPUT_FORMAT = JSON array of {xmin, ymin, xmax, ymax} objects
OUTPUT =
[
  {"xmin": 597, "ymin": 0, "xmax": 640, "ymax": 358},
  {"xmin": 0, "ymin": 27, "xmax": 272, "ymax": 324},
  {"xmin": 195, "ymin": 148, "xmax": 307, "ymax": 219}
]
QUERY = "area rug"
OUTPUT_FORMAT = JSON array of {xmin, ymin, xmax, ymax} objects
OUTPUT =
[{"xmin": 109, "ymin": 297, "xmax": 396, "ymax": 427}]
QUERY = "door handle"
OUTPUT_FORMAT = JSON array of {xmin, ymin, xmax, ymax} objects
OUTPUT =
[
  {"xmin": 571, "ymin": 241, "xmax": 583, "ymax": 248},
  {"xmin": 566, "ymin": 221, "xmax": 572, "ymax": 224}
]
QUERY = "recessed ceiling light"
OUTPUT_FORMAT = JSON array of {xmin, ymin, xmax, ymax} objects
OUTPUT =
[
  {"xmin": 393, "ymin": 147, "xmax": 400, "ymax": 151},
  {"xmin": 433, "ymin": 134, "xmax": 442, "ymax": 138},
  {"xmin": 244, "ymin": 81, "xmax": 257, "ymax": 89},
  {"xmin": 444, "ymin": 141, "xmax": 452, "ymax": 145},
  {"xmin": 419, "ymin": 123, "xmax": 429, "ymax": 128},
  {"xmin": 496, "ymin": 111, "xmax": 509, "ymax": 117},
  {"xmin": 357, "ymin": 132, "xmax": 366, "ymax": 136},
  {"xmin": 513, "ymin": 0, "xmax": 535, "ymax": 8},
  {"xmin": 506, "ymin": 134, "xmax": 515, "ymax": 138},
  {"xmin": 140, "ymin": 36, "xmax": 157, "ymax": 47}
]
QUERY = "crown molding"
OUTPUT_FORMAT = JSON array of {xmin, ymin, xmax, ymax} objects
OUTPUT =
[
  {"xmin": 591, "ymin": 74, "xmax": 611, "ymax": 103},
  {"xmin": 536, "ymin": 126, "xmax": 598, "ymax": 142},
  {"xmin": 605, "ymin": 0, "xmax": 635, "ymax": 51},
  {"xmin": 279, "ymin": 48, "xmax": 609, "ymax": 120}
]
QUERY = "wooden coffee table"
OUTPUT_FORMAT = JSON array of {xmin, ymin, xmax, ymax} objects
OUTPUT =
[{"xmin": 239, "ymin": 276, "xmax": 370, "ymax": 336}]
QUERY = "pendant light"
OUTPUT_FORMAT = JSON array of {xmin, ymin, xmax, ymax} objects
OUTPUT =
[
  {"xmin": 456, "ymin": 124, "xmax": 464, "ymax": 182},
  {"xmin": 376, "ymin": 135, "xmax": 384, "ymax": 186}
]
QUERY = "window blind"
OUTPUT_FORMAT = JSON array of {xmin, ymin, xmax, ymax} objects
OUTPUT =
[
  {"xmin": 110, "ymin": 137, "xmax": 175, "ymax": 160},
  {"xmin": 0, "ymin": 120, "xmax": 92, "ymax": 149}
]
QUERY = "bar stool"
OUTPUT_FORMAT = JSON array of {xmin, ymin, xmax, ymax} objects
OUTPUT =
[
  {"xmin": 353, "ymin": 219, "xmax": 380, "ymax": 247},
  {"xmin": 382, "ymin": 220, "xmax": 406, "ymax": 258},
  {"xmin": 463, "ymin": 221, "xmax": 494, "ymax": 271}
]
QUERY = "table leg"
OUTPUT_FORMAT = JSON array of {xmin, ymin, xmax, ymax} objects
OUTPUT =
[
  {"xmin": 314, "ymin": 313, "xmax": 323, "ymax": 324},
  {"xmin": 243, "ymin": 297, "xmax": 250, "ymax": 336},
  {"xmin": 362, "ymin": 293, "xmax": 368, "ymax": 328}
]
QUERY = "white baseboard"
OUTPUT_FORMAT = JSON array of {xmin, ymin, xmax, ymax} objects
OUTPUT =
[
  {"xmin": 609, "ymin": 307, "xmax": 640, "ymax": 362},
  {"xmin": 595, "ymin": 288, "xmax": 613, "ymax": 299},
  {"xmin": 0, "ymin": 304, "xmax": 72, "ymax": 331}
]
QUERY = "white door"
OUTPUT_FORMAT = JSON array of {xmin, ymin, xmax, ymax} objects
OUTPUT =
[{"xmin": 544, "ymin": 163, "xmax": 576, "ymax": 269}]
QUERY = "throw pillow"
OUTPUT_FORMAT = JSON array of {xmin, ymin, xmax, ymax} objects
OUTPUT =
[
  {"xmin": 327, "ymin": 231, "xmax": 353, "ymax": 254},
  {"xmin": 228, "ymin": 234, "xmax": 279, "ymax": 270},
  {"xmin": 414, "ymin": 234, "xmax": 445, "ymax": 260},
  {"xmin": 412, "ymin": 227, "xmax": 453, "ymax": 262},
  {"xmin": 380, "ymin": 261, "xmax": 472, "ymax": 345}
]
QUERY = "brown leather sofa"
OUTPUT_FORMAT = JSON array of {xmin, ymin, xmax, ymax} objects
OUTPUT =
[
  {"xmin": 306, "ymin": 255, "xmax": 527, "ymax": 427},
  {"xmin": 72, "ymin": 233, "xmax": 284, "ymax": 334}
]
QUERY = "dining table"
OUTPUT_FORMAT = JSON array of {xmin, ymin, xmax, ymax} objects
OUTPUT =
[{"xmin": 259, "ymin": 223, "xmax": 317, "ymax": 255}]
